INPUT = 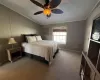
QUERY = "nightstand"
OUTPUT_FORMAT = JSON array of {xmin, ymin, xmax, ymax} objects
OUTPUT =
[{"xmin": 7, "ymin": 47, "xmax": 22, "ymax": 63}]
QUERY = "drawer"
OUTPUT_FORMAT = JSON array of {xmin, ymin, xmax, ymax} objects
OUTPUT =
[{"xmin": 7, "ymin": 47, "xmax": 21, "ymax": 54}]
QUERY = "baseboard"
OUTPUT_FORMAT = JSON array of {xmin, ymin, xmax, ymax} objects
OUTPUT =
[
  {"xmin": 59, "ymin": 48, "xmax": 82, "ymax": 54},
  {"xmin": 0, "ymin": 60, "xmax": 9, "ymax": 66}
]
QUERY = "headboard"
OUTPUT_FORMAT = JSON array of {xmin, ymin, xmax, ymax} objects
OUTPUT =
[{"xmin": 21, "ymin": 34, "xmax": 39, "ymax": 42}]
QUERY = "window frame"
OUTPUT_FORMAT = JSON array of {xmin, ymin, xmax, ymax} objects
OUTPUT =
[{"xmin": 52, "ymin": 30, "xmax": 67, "ymax": 44}]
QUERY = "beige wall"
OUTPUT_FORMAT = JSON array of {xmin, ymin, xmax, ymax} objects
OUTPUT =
[
  {"xmin": 0, "ymin": 4, "xmax": 42, "ymax": 64},
  {"xmin": 83, "ymin": 2, "xmax": 100, "ymax": 53},
  {"xmin": 42, "ymin": 20, "xmax": 86, "ymax": 52}
]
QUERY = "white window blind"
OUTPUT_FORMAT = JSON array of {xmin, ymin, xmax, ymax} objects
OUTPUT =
[{"xmin": 53, "ymin": 29, "xmax": 67, "ymax": 44}]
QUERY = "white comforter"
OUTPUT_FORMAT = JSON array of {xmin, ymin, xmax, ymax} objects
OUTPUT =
[{"xmin": 22, "ymin": 40, "xmax": 58, "ymax": 63}]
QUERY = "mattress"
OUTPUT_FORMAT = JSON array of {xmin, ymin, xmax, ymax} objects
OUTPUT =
[{"xmin": 22, "ymin": 40, "xmax": 58, "ymax": 63}]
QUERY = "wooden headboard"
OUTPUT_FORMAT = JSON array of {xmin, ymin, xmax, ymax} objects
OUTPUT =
[{"xmin": 21, "ymin": 34, "xmax": 39, "ymax": 42}]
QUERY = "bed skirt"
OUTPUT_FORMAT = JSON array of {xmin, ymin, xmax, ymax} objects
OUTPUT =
[{"xmin": 24, "ymin": 49, "xmax": 59, "ymax": 65}]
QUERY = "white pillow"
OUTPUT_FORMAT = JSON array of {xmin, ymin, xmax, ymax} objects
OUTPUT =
[
  {"xmin": 36, "ymin": 36, "xmax": 42, "ymax": 41},
  {"xmin": 26, "ymin": 36, "xmax": 36, "ymax": 43}
]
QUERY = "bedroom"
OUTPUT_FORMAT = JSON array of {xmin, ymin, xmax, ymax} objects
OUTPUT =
[{"xmin": 0, "ymin": 0, "xmax": 100, "ymax": 80}]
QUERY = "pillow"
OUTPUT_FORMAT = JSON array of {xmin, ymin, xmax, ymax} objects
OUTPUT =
[
  {"xmin": 26, "ymin": 36, "xmax": 36, "ymax": 43},
  {"xmin": 21, "ymin": 34, "xmax": 34, "ymax": 42},
  {"xmin": 36, "ymin": 36, "xmax": 42, "ymax": 41}
]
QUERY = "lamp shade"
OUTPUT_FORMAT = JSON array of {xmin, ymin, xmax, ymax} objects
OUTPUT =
[{"xmin": 8, "ymin": 38, "xmax": 17, "ymax": 44}]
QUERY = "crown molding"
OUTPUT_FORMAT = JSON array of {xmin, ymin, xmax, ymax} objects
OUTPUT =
[{"xmin": 86, "ymin": 0, "xmax": 100, "ymax": 20}]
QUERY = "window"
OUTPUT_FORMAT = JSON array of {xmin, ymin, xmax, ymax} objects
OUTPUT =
[{"xmin": 53, "ymin": 29, "xmax": 67, "ymax": 44}]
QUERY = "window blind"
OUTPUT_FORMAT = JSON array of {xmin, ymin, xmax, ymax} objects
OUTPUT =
[{"xmin": 53, "ymin": 29, "xmax": 67, "ymax": 32}]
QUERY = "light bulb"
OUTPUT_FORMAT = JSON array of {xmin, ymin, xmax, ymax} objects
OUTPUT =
[{"xmin": 43, "ymin": 9, "xmax": 51, "ymax": 16}]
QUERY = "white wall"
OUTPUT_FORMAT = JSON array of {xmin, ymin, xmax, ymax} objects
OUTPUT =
[
  {"xmin": 42, "ymin": 20, "xmax": 86, "ymax": 52},
  {"xmin": 83, "ymin": 2, "xmax": 100, "ymax": 53},
  {"xmin": 0, "ymin": 4, "xmax": 42, "ymax": 64}
]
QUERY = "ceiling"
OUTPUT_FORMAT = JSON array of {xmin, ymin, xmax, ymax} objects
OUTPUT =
[{"xmin": 0, "ymin": 0, "xmax": 99, "ymax": 25}]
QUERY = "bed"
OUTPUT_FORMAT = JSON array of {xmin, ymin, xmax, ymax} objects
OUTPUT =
[{"xmin": 22, "ymin": 34, "xmax": 58, "ymax": 64}]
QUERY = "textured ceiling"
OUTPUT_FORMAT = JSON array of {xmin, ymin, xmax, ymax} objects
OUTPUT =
[{"xmin": 0, "ymin": 0, "xmax": 99, "ymax": 25}]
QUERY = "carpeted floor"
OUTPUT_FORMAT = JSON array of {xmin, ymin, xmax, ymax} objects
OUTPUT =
[{"xmin": 0, "ymin": 50, "xmax": 81, "ymax": 80}]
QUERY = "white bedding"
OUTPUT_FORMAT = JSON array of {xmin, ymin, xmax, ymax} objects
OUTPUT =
[{"xmin": 22, "ymin": 40, "xmax": 58, "ymax": 63}]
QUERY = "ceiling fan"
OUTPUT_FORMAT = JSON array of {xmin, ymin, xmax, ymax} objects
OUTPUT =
[{"xmin": 30, "ymin": 0, "xmax": 63, "ymax": 18}]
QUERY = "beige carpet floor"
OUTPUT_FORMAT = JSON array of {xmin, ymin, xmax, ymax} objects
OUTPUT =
[{"xmin": 0, "ymin": 50, "xmax": 81, "ymax": 80}]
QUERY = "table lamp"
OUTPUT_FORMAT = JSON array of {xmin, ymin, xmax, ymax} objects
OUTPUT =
[{"xmin": 8, "ymin": 38, "xmax": 17, "ymax": 48}]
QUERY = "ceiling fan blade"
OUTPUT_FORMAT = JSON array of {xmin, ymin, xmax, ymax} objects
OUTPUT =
[
  {"xmin": 34, "ymin": 11, "xmax": 43, "ymax": 15},
  {"xmin": 50, "ymin": 0, "xmax": 61, "ymax": 8},
  {"xmin": 30, "ymin": 0, "xmax": 44, "ymax": 8},
  {"xmin": 45, "ymin": 0, "xmax": 49, "ymax": 4},
  {"xmin": 52, "ymin": 9, "xmax": 63, "ymax": 14}
]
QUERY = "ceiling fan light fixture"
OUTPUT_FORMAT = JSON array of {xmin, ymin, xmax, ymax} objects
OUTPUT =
[
  {"xmin": 31, "ymin": 0, "xmax": 63, "ymax": 18},
  {"xmin": 43, "ymin": 9, "xmax": 51, "ymax": 16}
]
